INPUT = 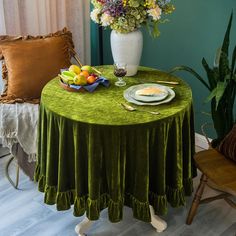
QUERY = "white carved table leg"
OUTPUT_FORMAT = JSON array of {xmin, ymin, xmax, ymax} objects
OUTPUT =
[
  {"xmin": 149, "ymin": 205, "xmax": 167, "ymax": 233},
  {"xmin": 75, "ymin": 207, "xmax": 166, "ymax": 235},
  {"xmin": 75, "ymin": 217, "xmax": 94, "ymax": 236}
]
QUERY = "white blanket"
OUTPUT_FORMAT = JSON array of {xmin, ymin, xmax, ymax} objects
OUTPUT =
[{"xmin": 0, "ymin": 103, "xmax": 39, "ymax": 162}]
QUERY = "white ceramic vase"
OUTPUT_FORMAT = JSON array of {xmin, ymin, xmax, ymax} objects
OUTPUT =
[{"xmin": 110, "ymin": 29, "xmax": 143, "ymax": 76}]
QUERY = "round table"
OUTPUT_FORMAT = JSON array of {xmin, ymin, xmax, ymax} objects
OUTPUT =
[{"xmin": 35, "ymin": 66, "xmax": 197, "ymax": 227}]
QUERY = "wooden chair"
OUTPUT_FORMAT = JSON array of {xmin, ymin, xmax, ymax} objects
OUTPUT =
[{"xmin": 186, "ymin": 148, "xmax": 236, "ymax": 225}]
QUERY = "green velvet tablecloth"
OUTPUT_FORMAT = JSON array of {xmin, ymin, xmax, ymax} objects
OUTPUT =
[{"xmin": 35, "ymin": 66, "xmax": 197, "ymax": 223}]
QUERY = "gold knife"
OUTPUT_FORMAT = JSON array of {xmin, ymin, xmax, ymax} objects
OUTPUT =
[{"xmin": 155, "ymin": 80, "xmax": 179, "ymax": 85}]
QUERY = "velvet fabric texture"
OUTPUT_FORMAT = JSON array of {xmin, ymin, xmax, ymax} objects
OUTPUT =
[
  {"xmin": 218, "ymin": 124, "xmax": 236, "ymax": 162},
  {"xmin": 0, "ymin": 28, "xmax": 74, "ymax": 104},
  {"xmin": 35, "ymin": 66, "xmax": 197, "ymax": 222}
]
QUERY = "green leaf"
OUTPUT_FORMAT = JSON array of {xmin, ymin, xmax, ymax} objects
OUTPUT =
[
  {"xmin": 205, "ymin": 88, "xmax": 217, "ymax": 103},
  {"xmin": 170, "ymin": 65, "xmax": 211, "ymax": 91},
  {"xmin": 215, "ymin": 81, "xmax": 227, "ymax": 108},
  {"xmin": 145, "ymin": 20, "xmax": 160, "ymax": 38},
  {"xmin": 202, "ymin": 57, "xmax": 217, "ymax": 89},
  {"xmin": 221, "ymin": 12, "xmax": 233, "ymax": 57},
  {"xmin": 219, "ymin": 12, "xmax": 233, "ymax": 79},
  {"xmin": 205, "ymin": 81, "xmax": 227, "ymax": 109},
  {"xmin": 152, "ymin": 21, "xmax": 160, "ymax": 38},
  {"xmin": 219, "ymin": 51, "xmax": 230, "ymax": 81},
  {"xmin": 231, "ymin": 45, "xmax": 236, "ymax": 76},
  {"xmin": 214, "ymin": 47, "xmax": 221, "ymax": 67},
  {"xmin": 128, "ymin": 0, "xmax": 140, "ymax": 7}
]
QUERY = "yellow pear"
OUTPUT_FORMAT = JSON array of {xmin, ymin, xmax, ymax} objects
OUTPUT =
[
  {"xmin": 69, "ymin": 65, "xmax": 81, "ymax": 75},
  {"xmin": 73, "ymin": 75, "xmax": 87, "ymax": 85}
]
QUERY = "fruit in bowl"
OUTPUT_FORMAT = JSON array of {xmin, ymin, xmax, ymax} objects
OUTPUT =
[
  {"xmin": 73, "ymin": 75, "xmax": 87, "ymax": 86},
  {"xmin": 59, "ymin": 64, "xmax": 101, "ymax": 87},
  {"xmin": 87, "ymin": 75, "xmax": 97, "ymax": 84},
  {"xmin": 81, "ymin": 65, "xmax": 93, "ymax": 74},
  {"xmin": 80, "ymin": 71, "xmax": 90, "ymax": 79},
  {"xmin": 69, "ymin": 64, "xmax": 81, "ymax": 74}
]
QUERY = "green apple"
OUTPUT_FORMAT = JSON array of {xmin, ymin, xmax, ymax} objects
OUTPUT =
[{"xmin": 81, "ymin": 65, "xmax": 93, "ymax": 74}]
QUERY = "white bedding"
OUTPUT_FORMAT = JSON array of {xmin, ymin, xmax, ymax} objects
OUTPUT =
[{"xmin": 0, "ymin": 103, "xmax": 39, "ymax": 162}]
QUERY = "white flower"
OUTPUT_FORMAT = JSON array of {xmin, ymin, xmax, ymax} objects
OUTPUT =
[
  {"xmin": 100, "ymin": 12, "xmax": 114, "ymax": 27},
  {"xmin": 147, "ymin": 5, "xmax": 162, "ymax": 21},
  {"xmin": 90, "ymin": 8, "xmax": 100, "ymax": 23}
]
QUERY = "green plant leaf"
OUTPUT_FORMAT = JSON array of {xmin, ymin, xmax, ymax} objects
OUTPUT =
[
  {"xmin": 214, "ymin": 47, "xmax": 221, "ymax": 67},
  {"xmin": 128, "ymin": 0, "xmax": 140, "ymax": 7},
  {"xmin": 219, "ymin": 51, "xmax": 230, "ymax": 81},
  {"xmin": 219, "ymin": 12, "xmax": 233, "ymax": 79},
  {"xmin": 215, "ymin": 81, "xmax": 227, "ymax": 108},
  {"xmin": 205, "ymin": 88, "xmax": 217, "ymax": 103},
  {"xmin": 205, "ymin": 81, "xmax": 227, "ymax": 109},
  {"xmin": 170, "ymin": 65, "xmax": 211, "ymax": 91},
  {"xmin": 221, "ymin": 12, "xmax": 233, "ymax": 57},
  {"xmin": 152, "ymin": 21, "xmax": 160, "ymax": 38},
  {"xmin": 145, "ymin": 20, "xmax": 160, "ymax": 38},
  {"xmin": 231, "ymin": 45, "xmax": 236, "ymax": 76},
  {"xmin": 202, "ymin": 57, "xmax": 217, "ymax": 89}
]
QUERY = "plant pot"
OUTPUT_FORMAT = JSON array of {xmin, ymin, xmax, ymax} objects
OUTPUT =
[{"xmin": 110, "ymin": 29, "xmax": 143, "ymax": 76}]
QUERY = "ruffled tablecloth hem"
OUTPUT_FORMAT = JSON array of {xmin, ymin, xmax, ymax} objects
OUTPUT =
[{"xmin": 35, "ymin": 166, "xmax": 194, "ymax": 223}]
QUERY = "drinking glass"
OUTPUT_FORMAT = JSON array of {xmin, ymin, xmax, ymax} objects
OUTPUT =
[{"xmin": 113, "ymin": 62, "xmax": 127, "ymax": 87}]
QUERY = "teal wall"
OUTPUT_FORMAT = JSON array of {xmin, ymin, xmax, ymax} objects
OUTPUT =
[
  {"xmin": 91, "ymin": 0, "xmax": 236, "ymax": 138},
  {"xmin": 91, "ymin": 21, "xmax": 102, "ymax": 66}
]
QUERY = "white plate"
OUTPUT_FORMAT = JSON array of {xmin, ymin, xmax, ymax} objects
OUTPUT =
[
  {"xmin": 130, "ymin": 84, "xmax": 169, "ymax": 102},
  {"xmin": 124, "ymin": 83, "xmax": 175, "ymax": 106}
]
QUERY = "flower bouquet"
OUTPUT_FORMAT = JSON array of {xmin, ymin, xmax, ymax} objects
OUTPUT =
[{"xmin": 90, "ymin": 0, "xmax": 175, "ymax": 37}]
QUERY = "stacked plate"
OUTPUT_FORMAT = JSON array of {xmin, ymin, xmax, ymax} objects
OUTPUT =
[{"xmin": 123, "ymin": 83, "xmax": 175, "ymax": 106}]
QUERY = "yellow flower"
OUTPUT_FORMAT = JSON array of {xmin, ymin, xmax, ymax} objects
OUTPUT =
[{"xmin": 145, "ymin": 0, "xmax": 156, "ymax": 8}]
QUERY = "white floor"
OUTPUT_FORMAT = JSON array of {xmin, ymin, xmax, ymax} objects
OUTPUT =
[{"xmin": 0, "ymin": 146, "xmax": 235, "ymax": 236}]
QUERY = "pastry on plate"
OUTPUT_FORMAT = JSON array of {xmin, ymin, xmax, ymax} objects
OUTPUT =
[{"xmin": 135, "ymin": 87, "xmax": 168, "ymax": 97}]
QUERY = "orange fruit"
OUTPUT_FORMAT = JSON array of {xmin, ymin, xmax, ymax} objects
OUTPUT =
[
  {"xmin": 87, "ymin": 75, "xmax": 96, "ymax": 84},
  {"xmin": 80, "ymin": 71, "xmax": 90, "ymax": 78}
]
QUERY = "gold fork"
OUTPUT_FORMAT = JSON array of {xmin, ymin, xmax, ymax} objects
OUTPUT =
[{"xmin": 121, "ymin": 103, "xmax": 160, "ymax": 115}]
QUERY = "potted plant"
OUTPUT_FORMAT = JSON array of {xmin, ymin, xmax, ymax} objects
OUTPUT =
[{"xmin": 171, "ymin": 12, "xmax": 236, "ymax": 145}]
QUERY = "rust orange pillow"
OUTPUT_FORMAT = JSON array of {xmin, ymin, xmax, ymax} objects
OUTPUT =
[{"xmin": 0, "ymin": 28, "xmax": 74, "ymax": 103}]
